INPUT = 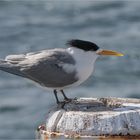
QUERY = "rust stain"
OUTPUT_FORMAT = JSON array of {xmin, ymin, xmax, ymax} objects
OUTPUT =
[
  {"xmin": 37, "ymin": 125, "xmax": 140, "ymax": 140},
  {"xmin": 99, "ymin": 135, "xmax": 140, "ymax": 140}
]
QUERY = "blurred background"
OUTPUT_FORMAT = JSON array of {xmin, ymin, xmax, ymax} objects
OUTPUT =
[{"xmin": 0, "ymin": 0, "xmax": 140, "ymax": 139}]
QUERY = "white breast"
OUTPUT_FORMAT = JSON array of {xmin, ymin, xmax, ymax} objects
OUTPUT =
[{"xmin": 67, "ymin": 47, "xmax": 99, "ymax": 87}]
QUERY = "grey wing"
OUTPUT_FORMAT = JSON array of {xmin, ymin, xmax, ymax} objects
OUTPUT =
[
  {"xmin": 0, "ymin": 49, "xmax": 78, "ymax": 87},
  {"xmin": 0, "ymin": 51, "xmax": 44, "ymax": 78},
  {"xmin": 0, "ymin": 54, "xmax": 27, "ymax": 77},
  {"xmin": 21, "ymin": 49, "xmax": 78, "ymax": 88}
]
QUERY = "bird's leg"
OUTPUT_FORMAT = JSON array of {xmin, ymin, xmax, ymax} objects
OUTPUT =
[
  {"xmin": 53, "ymin": 90, "xmax": 60, "ymax": 104},
  {"xmin": 60, "ymin": 90, "xmax": 72, "ymax": 102}
]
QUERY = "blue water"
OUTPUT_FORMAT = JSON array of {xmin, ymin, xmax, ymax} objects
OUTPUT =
[{"xmin": 0, "ymin": 0, "xmax": 140, "ymax": 139}]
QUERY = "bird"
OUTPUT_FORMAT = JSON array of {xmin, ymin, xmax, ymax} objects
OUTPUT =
[{"xmin": 0, "ymin": 39, "xmax": 123, "ymax": 104}]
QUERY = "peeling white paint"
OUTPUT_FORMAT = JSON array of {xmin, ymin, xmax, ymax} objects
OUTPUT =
[{"xmin": 45, "ymin": 98, "xmax": 140, "ymax": 137}]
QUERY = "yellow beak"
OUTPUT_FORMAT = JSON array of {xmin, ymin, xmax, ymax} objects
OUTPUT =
[{"xmin": 97, "ymin": 50, "xmax": 124, "ymax": 56}]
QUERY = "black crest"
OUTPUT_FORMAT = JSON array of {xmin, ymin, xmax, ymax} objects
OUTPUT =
[{"xmin": 67, "ymin": 39, "xmax": 99, "ymax": 51}]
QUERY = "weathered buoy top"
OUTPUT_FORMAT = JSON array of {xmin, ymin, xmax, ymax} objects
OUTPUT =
[{"xmin": 37, "ymin": 98, "xmax": 140, "ymax": 139}]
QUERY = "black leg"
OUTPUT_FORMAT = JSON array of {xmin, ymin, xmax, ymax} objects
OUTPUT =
[
  {"xmin": 53, "ymin": 90, "xmax": 60, "ymax": 104},
  {"xmin": 60, "ymin": 90, "xmax": 71, "ymax": 101}
]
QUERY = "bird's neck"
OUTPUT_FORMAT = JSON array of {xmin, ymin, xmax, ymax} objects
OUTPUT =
[{"xmin": 66, "ymin": 47, "xmax": 99, "ymax": 85}]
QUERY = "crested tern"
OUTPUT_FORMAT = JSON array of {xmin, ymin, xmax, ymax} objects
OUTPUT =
[{"xmin": 0, "ymin": 39, "xmax": 123, "ymax": 104}]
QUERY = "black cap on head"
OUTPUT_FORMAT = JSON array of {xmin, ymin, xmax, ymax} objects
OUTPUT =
[{"xmin": 67, "ymin": 39, "xmax": 99, "ymax": 51}]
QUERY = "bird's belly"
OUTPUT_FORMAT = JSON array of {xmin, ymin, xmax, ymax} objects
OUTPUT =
[
  {"xmin": 76, "ymin": 66, "xmax": 94, "ymax": 85},
  {"xmin": 63, "ymin": 65, "xmax": 94, "ymax": 89}
]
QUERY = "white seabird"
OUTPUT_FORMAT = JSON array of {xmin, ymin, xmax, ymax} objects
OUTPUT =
[{"xmin": 0, "ymin": 39, "xmax": 123, "ymax": 103}]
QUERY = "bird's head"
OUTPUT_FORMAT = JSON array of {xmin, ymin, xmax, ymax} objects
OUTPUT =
[{"xmin": 67, "ymin": 39, "xmax": 124, "ymax": 57}]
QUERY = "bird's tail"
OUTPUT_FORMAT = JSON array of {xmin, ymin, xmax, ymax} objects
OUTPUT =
[{"xmin": 0, "ymin": 59, "xmax": 25, "ymax": 77}]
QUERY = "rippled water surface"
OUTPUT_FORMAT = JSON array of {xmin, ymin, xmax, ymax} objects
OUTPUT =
[{"xmin": 0, "ymin": 0, "xmax": 140, "ymax": 139}]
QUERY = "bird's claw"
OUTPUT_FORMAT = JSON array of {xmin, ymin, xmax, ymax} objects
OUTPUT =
[
  {"xmin": 57, "ymin": 98, "xmax": 73, "ymax": 108},
  {"xmin": 64, "ymin": 98, "xmax": 73, "ymax": 102},
  {"xmin": 57, "ymin": 97, "xmax": 78, "ymax": 108},
  {"xmin": 57, "ymin": 101, "xmax": 66, "ymax": 108}
]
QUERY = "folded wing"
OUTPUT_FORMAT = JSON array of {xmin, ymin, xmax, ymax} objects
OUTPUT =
[{"xmin": 0, "ymin": 49, "xmax": 78, "ymax": 88}]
